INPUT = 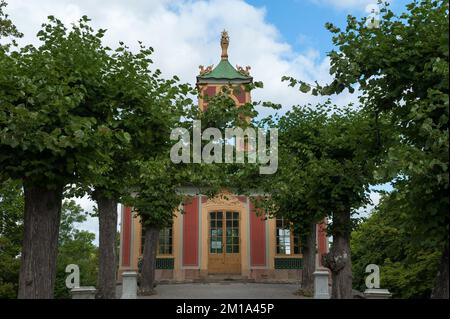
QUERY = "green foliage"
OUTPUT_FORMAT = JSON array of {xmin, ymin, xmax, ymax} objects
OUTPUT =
[
  {"xmin": 352, "ymin": 190, "xmax": 442, "ymax": 298},
  {"xmin": 125, "ymin": 158, "xmax": 183, "ymax": 229},
  {"xmin": 55, "ymin": 230, "xmax": 98, "ymax": 299},
  {"xmin": 0, "ymin": 15, "xmax": 122, "ymax": 187},
  {"xmin": 0, "ymin": 179, "xmax": 23, "ymax": 298},
  {"xmin": 77, "ymin": 38, "xmax": 194, "ymax": 203},
  {"xmin": 258, "ymin": 102, "xmax": 386, "ymax": 237},
  {"xmin": 191, "ymin": 85, "xmax": 264, "ymax": 193},
  {"xmin": 283, "ymin": 0, "xmax": 448, "ymax": 295},
  {"xmin": 59, "ymin": 199, "xmax": 88, "ymax": 243},
  {"xmin": 289, "ymin": 0, "xmax": 449, "ymax": 247},
  {"xmin": 106, "ymin": 43, "xmax": 196, "ymax": 229}
]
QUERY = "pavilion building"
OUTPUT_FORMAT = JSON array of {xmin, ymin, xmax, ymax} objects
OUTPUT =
[{"xmin": 118, "ymin": 31, "xmax": 328, "ymax": 282}]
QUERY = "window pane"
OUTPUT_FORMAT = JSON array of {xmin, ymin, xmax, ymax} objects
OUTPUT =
[
  {"xmin": 276, "ymin": 217, "xmax": 292, "ymax": 255},
  {"xmin": 211, "ymin": 239, "xmax": 222, "ymax": 253},
  {"xmin": 285, "ymin": 244, "xmax": 291, "ymax": 255},
  {"xmin": 157, "ymin": 223, "xmax": 173, "ymax": 255}
]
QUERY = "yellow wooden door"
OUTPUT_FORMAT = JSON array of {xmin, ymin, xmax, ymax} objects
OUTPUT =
[{"xmin": 208, "ymin": 211, "xmax": 241, "ymax": 274}]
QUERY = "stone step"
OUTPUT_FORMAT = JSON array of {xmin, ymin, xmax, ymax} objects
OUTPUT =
[{"xmin": 194, "ymin": 274, "xmax": 255, "ymax": 283}]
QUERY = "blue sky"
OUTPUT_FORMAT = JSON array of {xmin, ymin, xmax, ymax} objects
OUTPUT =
[
  {"xmin": 247, "ymin": 0, "xmax": 346, "ymax": 57},
  {"xmin": 247, "ymin": 0, "xmax": 408, "ymax": 57}
]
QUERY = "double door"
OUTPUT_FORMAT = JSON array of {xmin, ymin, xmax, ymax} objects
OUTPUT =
[{"xmin": 208, "ymin": 211, "xmax": 241, "ymax": 274}]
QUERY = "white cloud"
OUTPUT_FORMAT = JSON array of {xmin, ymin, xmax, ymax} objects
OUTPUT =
[
  {"xmin": 6, "ymin": 0, "xmax": 356, "ymax": 118},
  {"xmin": 308, "ymin": 0, "xmax": 389, "ymax": 11}
]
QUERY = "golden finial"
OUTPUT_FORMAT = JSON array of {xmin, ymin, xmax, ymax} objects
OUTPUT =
[{"xmin": 220, "ymin": 30, "xmax": 229, "ymax": 60}]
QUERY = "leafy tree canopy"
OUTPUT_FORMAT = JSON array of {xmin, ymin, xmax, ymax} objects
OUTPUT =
[
  {"xmin": 282, "ymin": 0, "xmax": 449, "ymax": 246},
  {"xmin": 352, "ymin": 189, "xmax": 442, "ymax": 298}
]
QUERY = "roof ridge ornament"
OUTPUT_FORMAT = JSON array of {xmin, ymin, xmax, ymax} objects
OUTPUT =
[
  {"xmin": 199, "ymin": 64, "xmax": 214, "ymax": 75},
  {"xmin": 236, "ymin": 65, "xmax": 251, "ymax": 76},
  {"xmin": 220, "ymin": 30, "xmax": 229, "ymax": 60}
]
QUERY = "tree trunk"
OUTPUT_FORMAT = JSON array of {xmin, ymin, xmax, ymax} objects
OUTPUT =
[
  {"xmin": 94, "ymin": 191, "xmax": 118, "ymax": 299},
  {"xmin": 431, "ymin": 243, "xmax": 449, "ymax": 299},
  {"xmin": 322, "ymin": 209, "xmax": 352, "ymax": 299},
  {"xmin": 18, "ymin": 183, "xmax": 63, "ymax": 299},
  {"xmin": 301, "ymin": 223, "xmax": 316, "ymax": 295},
  {"xmin": 140, "ymin": 225, "xmax": 159, "ymax": 295}
]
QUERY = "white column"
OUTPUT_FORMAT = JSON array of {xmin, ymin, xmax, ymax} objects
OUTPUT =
[
  {"xmin": 121, "ymin": 271, "xmax": 138, "ymax": 299},
  {"xmin": 313, "ymin": 270, "xmax": 330, "ymax": 299}
]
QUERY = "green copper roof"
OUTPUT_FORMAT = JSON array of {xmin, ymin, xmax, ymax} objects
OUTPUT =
[{"xmin": 198, "ymin": 59, "xmax": 251, "ymax": 80}]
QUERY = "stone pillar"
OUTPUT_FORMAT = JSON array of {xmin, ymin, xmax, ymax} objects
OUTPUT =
[
  {"xmin": 71, "ymin": 286, "xmax": 96, "ymax": 299},
  {"xmin": 313, "ymin": 270, "xmax": 330, "ymax": 299},
  {"xmin": 364, "ymin": 288, "xmax": 392, "ymax": 299},
  {"xmin": 121, "ymin": 271, "xmax": 138, "ymax": 299}
]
